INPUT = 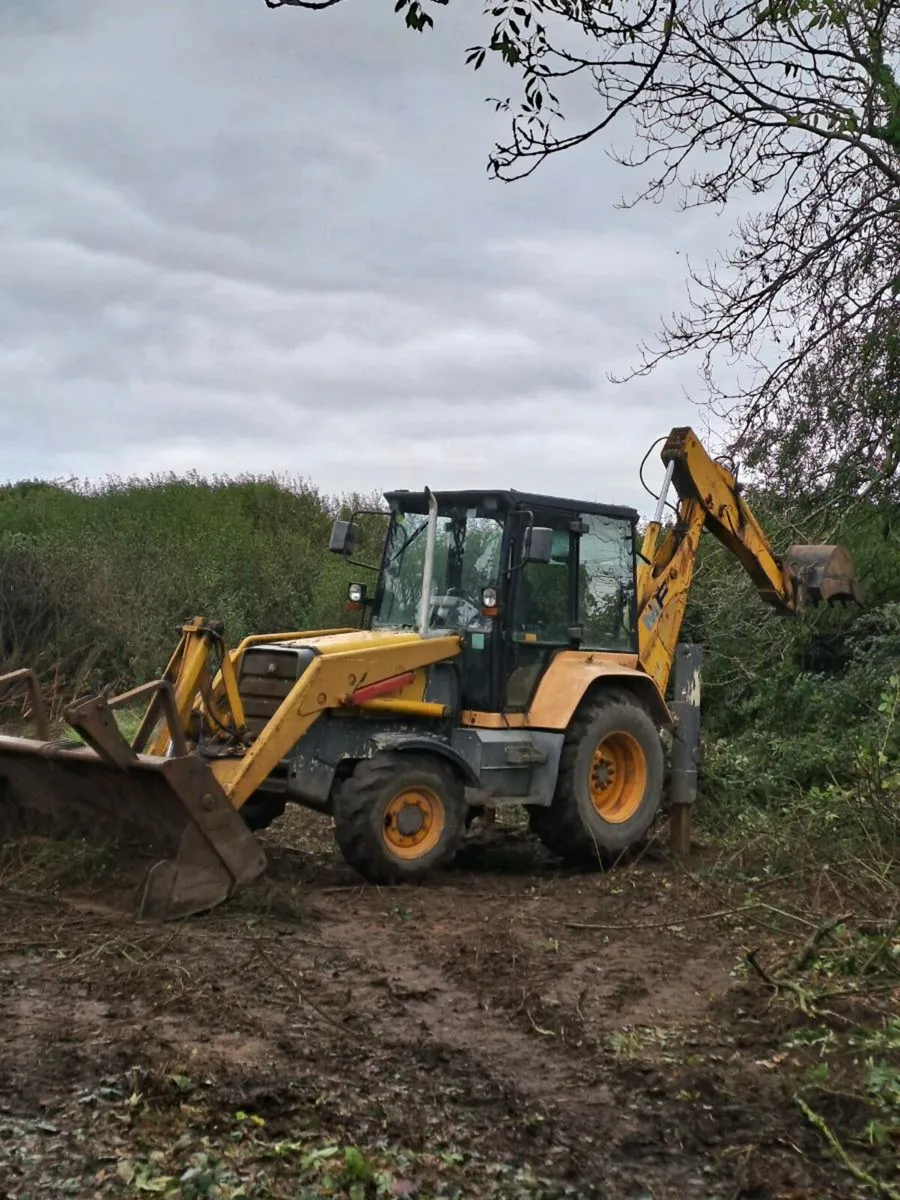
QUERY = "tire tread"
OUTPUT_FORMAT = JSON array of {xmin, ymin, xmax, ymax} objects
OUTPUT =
[
  {"xmin": 333, "ymin": 752, "xmax": 464, "ymax": 884},
  {"xmin": 529, "ymin": 686, "xmax": 662, "ymax": 865}
]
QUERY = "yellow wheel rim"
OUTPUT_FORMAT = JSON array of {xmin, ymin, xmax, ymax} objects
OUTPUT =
[
  {"xmin": 588, "ymin": 731, "xmax": 647, "ymax": 824},
  {"xmin": 383, "ymin": 786, "xmax": 445, "ymax": 860}
]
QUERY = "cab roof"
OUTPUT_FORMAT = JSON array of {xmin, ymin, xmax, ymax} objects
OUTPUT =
[{"xmin": 382, "ymin": 488, "xmax": 638, "ymax": 524}]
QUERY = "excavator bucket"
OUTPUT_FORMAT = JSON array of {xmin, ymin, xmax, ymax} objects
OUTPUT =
[
  {"xmin": 782, "ymin": 544, "xmax": 864, "ymax": 607},
  {"xmin": 0, "ymin": 675, "xmax": 266, "ymax": 922}
]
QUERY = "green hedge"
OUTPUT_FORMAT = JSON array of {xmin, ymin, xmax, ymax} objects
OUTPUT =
[
  {"xmin": 0, "ymin": 474, "xmax": 386, "ymax": 704},
  {"xmin": 1, "ymin": 474, "xmax": 897, "ymax": 859}
]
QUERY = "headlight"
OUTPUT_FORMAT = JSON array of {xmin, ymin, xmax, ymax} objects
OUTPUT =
[{"xmin": 481, "ymin": 587, "xmax": 499, "ymax": 617}]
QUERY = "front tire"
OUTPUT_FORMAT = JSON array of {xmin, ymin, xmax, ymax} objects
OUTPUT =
[
  {"xmin": 332, "ymin": 752, "xmax": 466, "ymax": 884},
  {"xmin": 529, "ymin": 688, "xmax": 664, "ymax": 866}
]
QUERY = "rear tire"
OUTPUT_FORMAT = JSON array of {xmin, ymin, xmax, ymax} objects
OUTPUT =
[
  {"xmin": 332, "ymin": 752, "xmax": 466, "ymax": 884},
  {"xmin": 529, "ymin": 688, "xmax": 664, "ymax": 866}
]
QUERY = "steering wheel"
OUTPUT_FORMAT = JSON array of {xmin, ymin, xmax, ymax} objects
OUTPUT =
[
  {"xmin": 430, "ymin": 587, "xmax": 481, "ymax": 627},
  {"xmin": 444, "ymin": 586, "xmax": 480, "ymax": 608}
]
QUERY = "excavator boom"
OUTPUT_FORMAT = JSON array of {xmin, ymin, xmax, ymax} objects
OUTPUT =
[{"xmin": 636, "ymin": 427, "xmax": 863, "ymax": 695}]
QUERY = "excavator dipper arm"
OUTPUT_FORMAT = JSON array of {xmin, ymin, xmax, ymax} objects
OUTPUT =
[{"xmin": 635, "ymin": 427, "xmax": 862, "ymax": 697}]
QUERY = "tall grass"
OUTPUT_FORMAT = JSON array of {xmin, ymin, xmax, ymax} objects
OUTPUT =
[{"xmin": 0, "ymin": 473, "xmax": 385, "ymax": 715}]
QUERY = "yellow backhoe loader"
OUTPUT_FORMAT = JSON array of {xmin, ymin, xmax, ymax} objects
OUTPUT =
[{"xmin": 0, "ymin": 428, "xmax": 862, "ymax": 921}]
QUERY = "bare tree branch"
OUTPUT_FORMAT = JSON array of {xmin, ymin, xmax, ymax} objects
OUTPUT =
[
  {"xmin": 267, "ymin": 0, "xmax": 900, "ymax": 471},
  {"xmin": 265, "ymin": 0, "xmax": 345, "ymax": 9}
]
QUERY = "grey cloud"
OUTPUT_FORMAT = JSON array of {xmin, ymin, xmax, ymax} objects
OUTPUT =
[
  {"xmin": 0, "ymin": 0, "xmax": 727, "ymax": 511},
  {"xmin": 0, "ymin": 0, "xmax": 102, "ymax": 37}
]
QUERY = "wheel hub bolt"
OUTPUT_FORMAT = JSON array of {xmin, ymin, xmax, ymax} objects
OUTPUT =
[{"xmin": 396, "ymin": 806, "xmax": 424, "ymax": 836}]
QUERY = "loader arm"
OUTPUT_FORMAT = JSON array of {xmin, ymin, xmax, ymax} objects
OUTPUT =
[
  {"xmin": 0, "ymin": 619, "xmax": 462, "ymax": 923},
  {"xmin": 635, "ymin": 427, "xmax": 862, "ymax": 696},
  {"xmin": 206, "ymin": 634, "xmax": 463, "ymax": 807}
]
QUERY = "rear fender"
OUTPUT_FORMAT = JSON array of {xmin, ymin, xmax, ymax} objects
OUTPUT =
[{"xmin": 527, "ymin": 652, "xmax": 672, "ymax": 730}]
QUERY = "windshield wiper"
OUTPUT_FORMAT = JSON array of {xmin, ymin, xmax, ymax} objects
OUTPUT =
[{"xmin": 390, "ymin": 519, "xmax": 429, "ymax": 565}]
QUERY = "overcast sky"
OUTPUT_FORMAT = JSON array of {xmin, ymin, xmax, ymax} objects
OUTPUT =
[{"xmin": 0, "ymin": 0, "xmax": 730, "ymax": 514}]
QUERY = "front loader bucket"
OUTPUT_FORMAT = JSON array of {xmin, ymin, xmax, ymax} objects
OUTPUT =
[
  {"xmin": 782, "ymin": 544, "xmax": 864, "ymax": 608},
  {"xmin": 0, "ymin": 732, "xmax": 266, "ymax": 922}
]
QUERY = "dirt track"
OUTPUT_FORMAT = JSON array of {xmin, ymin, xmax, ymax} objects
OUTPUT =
[{"xmin": 0, "ymin": 812, "xmax": 887, "ymax": 1198}]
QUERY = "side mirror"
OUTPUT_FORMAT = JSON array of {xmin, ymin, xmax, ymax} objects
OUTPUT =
[
  {"xmin": 525, "ymin": 526, "xmax": 554, "ymax": 565},
  {"xmin": 329, "ymin": 518, "xmax": 358, "ymax": 556}
]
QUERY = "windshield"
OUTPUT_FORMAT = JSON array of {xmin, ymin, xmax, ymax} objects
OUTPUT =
[{"xmin": 373, "ymin": 509, "xmax": 504, "ymax": 631}]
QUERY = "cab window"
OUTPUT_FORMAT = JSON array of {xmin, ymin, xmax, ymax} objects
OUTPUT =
[
  {"xmin": 577, "ymin": 515, "xmax": 635, "ymax": 651},
  {"xmin": 513, "ymin": 526, "xmax": 572, "ymax": 645}
]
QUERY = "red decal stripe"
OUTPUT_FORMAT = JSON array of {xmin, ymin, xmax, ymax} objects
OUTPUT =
[{"xmin": 345, "ymin": 671, "xmax": 416, "ymax": 706}]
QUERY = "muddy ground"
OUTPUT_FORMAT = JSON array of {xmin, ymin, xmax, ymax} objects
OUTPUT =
[{"xmin": 0, "ymin": 810, "xmax": 897, "ymax": 1200}]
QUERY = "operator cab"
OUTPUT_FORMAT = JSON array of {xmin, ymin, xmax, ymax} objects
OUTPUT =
[{"xmin": 331, "ymin": 489, "xmax": 641, "ymax": 715}]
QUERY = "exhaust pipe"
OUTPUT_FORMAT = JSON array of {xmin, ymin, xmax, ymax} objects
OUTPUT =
[{"xmin": 417, "ymin": 486, "xmax": 439, "ymax": 634}]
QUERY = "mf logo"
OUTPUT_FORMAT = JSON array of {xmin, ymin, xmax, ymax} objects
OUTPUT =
[{"xmin": 641, "ymin": 580, "xmax": 670, "ymax": 632}]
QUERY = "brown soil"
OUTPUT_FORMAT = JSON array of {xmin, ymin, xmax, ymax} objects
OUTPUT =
[{"xmin": 0, "ymin": 812, "xmax": 886, "ymax": 1199}]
